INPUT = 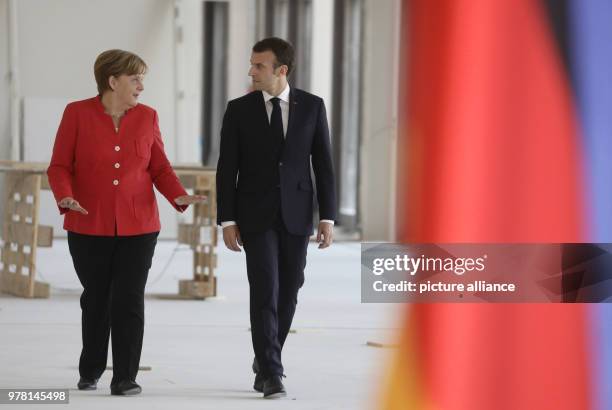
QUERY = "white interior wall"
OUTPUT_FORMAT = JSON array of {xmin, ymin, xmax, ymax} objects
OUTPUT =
[
  {"xmin": 0, "ymin": 0, "xmax": 10, "ymax": 161},
  {"xmin": 174, "ymin": 0, "xmax": 203, "ymax": 165},
  {"xmin": 227, "ymin": 0, "xmax": 257, "ymax": 100},
  {"xmin": 175, "ymin": 0, "xmax": 257, "ymax": 165},
  {"xmin": 360, "ymin": 0, "xmax": 400, "ymax": 241},
  {"xmin": 310, "ymin": 0, "xmax": 334, "ymax": 122},
  {"xmin": 0, "ymin": 0, "xmax": 10, "ymax": 235}
]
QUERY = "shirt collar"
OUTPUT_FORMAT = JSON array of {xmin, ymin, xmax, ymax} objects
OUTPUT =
[{"xmin": 262, "ymin": 83, "xmax": 290, "ymax": 104}]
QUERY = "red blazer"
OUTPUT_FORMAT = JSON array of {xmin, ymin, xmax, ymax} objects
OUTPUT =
[{"xmin": 47, "ymin": 96, "xmax": 188, "ymax": 236}]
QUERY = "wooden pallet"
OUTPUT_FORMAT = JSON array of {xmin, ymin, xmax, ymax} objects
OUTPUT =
[
  {"xmin": 1, "ymin": 171, "xmax": 53, "ymax": 298},
  {"xmin": 0, "ymin": 162, "xmax": 218, "ymax": 300},
  {"xmin": 176, "ymin": 169, "xmax": 218, "ymax": 299}
]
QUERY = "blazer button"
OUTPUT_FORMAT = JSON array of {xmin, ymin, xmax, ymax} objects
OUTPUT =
[
  {"xmin": 114, "ymin": 146, "xmax": 121, "ymax": 152},
  {"xmin": 114, "ymin": 163, "xmax": 120, "ymax": 168},
  {"xmin": 113, "ymin": 179, "xmax": 119, "ymax": 186},
  {"xmin": 279, "ymin": 162, "xmax": 283, "ymax": 166}
]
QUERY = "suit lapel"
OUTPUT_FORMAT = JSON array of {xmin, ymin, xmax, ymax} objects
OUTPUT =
[
  {"xmin": 286, "ymin": 88, "xmax": 299, "ymax": 142},
  {"xmin": 255, "ymin": 91, "xmax": 269, "ymax": 131}
]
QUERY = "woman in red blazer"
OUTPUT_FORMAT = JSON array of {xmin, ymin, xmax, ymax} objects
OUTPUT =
[{"xmin": 47, "ymin": 49, "xmax": 204, "ymax": 396}]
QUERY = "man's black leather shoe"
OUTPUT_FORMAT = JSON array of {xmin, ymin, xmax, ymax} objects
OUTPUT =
[
  {"xmin": 254, "ymin": 372, "xmax": 265, "ymax": 392},
  {"xmin": 252, "ymin": 357, "xmax": 265, "ymax": 392},
  {"xmin": 263, "ymin": 375, "xmax": 286, "ymax": 399},
  {"xmin": 77, "ymin": 377, "xmax": 98, "ymax": 391},
  {"xmin": 110, "ymin": 380, "xmax": 142, "ymax": 396}
]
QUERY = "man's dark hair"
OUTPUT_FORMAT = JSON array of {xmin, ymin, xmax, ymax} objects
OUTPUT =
[{"xmin": 252, "ymin": 37, "xmax": 295, "ymax": 76}]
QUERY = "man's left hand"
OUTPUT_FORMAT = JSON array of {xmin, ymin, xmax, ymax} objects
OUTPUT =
[{"xmin": 316, "ymin": 221, "xmax": 334, "ymax": 249}]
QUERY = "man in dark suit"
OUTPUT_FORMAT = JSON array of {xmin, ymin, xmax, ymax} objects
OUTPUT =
[{"xmin": 216, "ymin": 37, "xmax": 337, "ymax": 399}]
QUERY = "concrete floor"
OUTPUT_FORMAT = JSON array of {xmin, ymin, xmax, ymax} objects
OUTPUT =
[{"xmin": 0, "ymin": 238, "xmax": 401, "ymax": 410}]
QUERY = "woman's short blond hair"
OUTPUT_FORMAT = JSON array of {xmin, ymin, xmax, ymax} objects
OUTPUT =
[{"xmin": 94, "ymin": 49, "xmax": 148, "ymax": 95}]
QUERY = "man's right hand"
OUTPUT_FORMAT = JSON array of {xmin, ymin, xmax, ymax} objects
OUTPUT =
[
  {"xmin": 222, "ymin": 225, "xmax": 243, "ymax": 252},
  {"xmin": 58, "ymin": 197, "xmax": 88, "ymax": 215}
]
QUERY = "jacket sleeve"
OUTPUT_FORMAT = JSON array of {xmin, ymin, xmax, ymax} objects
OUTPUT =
[
  {"xmin": 216, "ymin": 101, "xmax": 240, "ymax": 226},
  {"xmin": 47, "ymin": 103, "xmax": 77, "ymax": 215},
  {"xmin": 148, "ymin": 110, "xmax": 189, "ymax": 212},
  {"xmin": 311, "ymin": 99, "xmax": 337, "ymax": 222}
]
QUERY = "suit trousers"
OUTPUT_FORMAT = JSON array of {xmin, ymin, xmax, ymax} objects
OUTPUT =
[
  {"xmin": 67, "ymin": 230, "xmax": 158, "ymax": 384},
  {"xmin": 241, "ymin": 211, "xmax": 309, "ymax": 378}
]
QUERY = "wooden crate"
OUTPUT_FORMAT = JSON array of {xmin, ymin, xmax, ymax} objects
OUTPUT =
[
  {"xmin": 0, "ymin": 171, "xmax": 53, "ymax": 298},
  {"xmin": 0, "ymin": 162, "xmax": 218, "ymax": 300},
  {"xmin": 175, "ymin": 167, "xmax": 218, "ymax": 299}
]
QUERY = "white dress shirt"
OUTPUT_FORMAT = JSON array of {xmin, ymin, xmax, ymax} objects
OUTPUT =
[{"xmin": 222, "ymin": 83, "xmax": 334, "ymax": 228}]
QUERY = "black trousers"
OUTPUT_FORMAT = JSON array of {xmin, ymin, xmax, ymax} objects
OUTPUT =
[
  {"xmin": 241, "ymin": 212, "xmax": 309, "ymax": 378},
  {"xmin": 67, "ymin": 231, "xmax": 158, "ymax": 384}
]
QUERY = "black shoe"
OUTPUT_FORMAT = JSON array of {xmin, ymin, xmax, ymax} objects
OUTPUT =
[
  {"xmin": 110, "ymin": 380, "xmax": 142, "ymax": 396},
  {"xmin": 77, "ymin": 377, "xmax": 98, "ymax": 391},
  {"xmin": 253, "ymin": 372, "xmax": 265, "ymax": 392},
  {"xmin": 252, "ymin": 357, "xmax": 264, "ymax": 392},
  {"xmin": 263, "ymin": 375, "xmax": 286, "ymax": 399}
]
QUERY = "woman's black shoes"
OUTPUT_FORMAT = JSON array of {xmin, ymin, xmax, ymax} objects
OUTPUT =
[
  {"xmin": 78, "ymin": 378, "xmax": 141, "ymax": 395},
  {"xmin": 77, "ymin": 377, "xmax": 98, "ymax": 391},
  {"xmin": 110, "ymin": 380, "xmax": 142, "ymax": 396}
]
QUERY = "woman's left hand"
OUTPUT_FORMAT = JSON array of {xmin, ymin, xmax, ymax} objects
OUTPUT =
[{"xmin": 174, "ymin": 194, "xmax": 207, "ymax": 206}]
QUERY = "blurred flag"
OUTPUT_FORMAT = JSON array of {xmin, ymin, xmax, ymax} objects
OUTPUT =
[
  {"xmin": 569, "ymin": 0, "xmax": 612, "ymax": 409},
  {"xmin": 388, "ymin": 0, "xmax": 597, "ymax": 409}
]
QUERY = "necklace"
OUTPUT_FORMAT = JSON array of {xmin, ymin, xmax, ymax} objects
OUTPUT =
[{"xmin": 107, "ymin": 112, "xmax": 123, "ymax": 132}]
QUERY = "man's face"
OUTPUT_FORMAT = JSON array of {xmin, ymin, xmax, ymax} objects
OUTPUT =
[{"xmin": 248, "ymin": 51, "xmax": 283, "ymax": 92}]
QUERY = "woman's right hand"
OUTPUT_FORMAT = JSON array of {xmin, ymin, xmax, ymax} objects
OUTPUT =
[{"xmin": 58, "ymin": 197, "xmax": 89, "ymax": 215}]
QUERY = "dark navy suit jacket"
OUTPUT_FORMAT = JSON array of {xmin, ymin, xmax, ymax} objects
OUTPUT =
[{"xmin": 216, "ymin": 87, "xmax": 337, "ymax": 235}]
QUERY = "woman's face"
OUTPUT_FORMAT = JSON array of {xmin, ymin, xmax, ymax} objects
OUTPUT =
[{"xmin": 110, "ymin": 74, "xmax": 145, "ymax": 108}]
